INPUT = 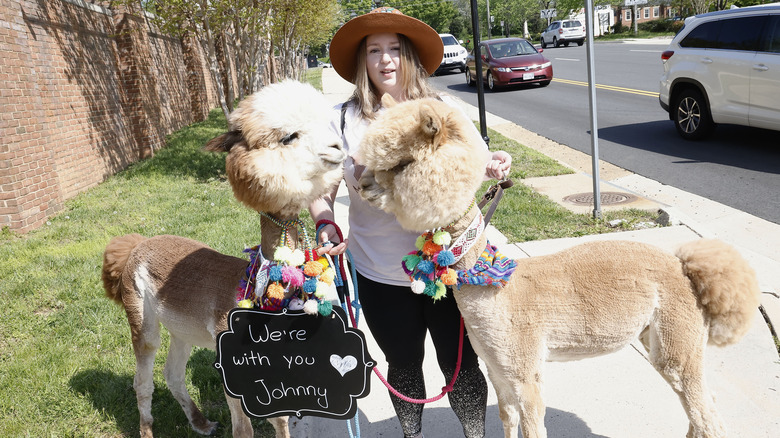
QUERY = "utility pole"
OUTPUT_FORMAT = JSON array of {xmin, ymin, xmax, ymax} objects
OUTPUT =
[
  {"xmin": 469, "ymin": 0, "xmax": 489, "ymax": 145},
  {"xmin": 486, "ymin": 0, "xmax": 491, "ymax": 39}
]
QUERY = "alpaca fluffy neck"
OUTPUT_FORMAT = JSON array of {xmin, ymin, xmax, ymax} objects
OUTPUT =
[
  {"xmin": 446, "ymin": 204, "xmax": 489, "ymax": 272},
  {"xmin": 259, "ymin": 214, "xmax": 302, "ymax": 260}
]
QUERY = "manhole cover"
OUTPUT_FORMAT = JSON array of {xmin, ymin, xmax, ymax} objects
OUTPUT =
[{"xmin": 563, "ymin": 192, "xmax": 638, "ymax": 206}]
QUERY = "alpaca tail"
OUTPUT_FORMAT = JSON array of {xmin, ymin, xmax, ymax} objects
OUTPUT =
[
  {"xmin": 676, "ymin": 239, "xmax": 761, "ymax": 346},
  {"xmin": 102, "ymin": 234, "xmax": 147, "ymax": 306}
]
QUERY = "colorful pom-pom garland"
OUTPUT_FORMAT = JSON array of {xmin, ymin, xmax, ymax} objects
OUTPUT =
[
  {"xmin": 235, "ymin": 213, "xmax": 335, "ymax": 316},
  {"xmin": 402, "ymin": 230, "xmax": 457, "ymax": 301},
  {"xmin": 403, "ymin": 225, "xmax": 518, "ymax": 299}
]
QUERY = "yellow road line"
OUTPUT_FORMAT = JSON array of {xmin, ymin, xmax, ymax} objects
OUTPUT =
[{"xmin": 554, "ymin": 78, "xmax": 659, "ymax": 97}]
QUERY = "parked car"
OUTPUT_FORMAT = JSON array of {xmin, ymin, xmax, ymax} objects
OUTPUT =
[
  {"xmin": 540, "ymin": 20, "xmax": 586, "ymax": 48},
  {"xmin": 659, "ymin": 5, "xmax": 780, "ymax": 140},
  {"xmin": 317, "ymin": 61, "xmax": 332, "ymax": 68},
  {"xmin": 438, "ymin": 33, "xmax": 468, "ymax": 73},
  {"xmin": 465, "ymin": 38, "xmax": 553, "ymax": 91}
]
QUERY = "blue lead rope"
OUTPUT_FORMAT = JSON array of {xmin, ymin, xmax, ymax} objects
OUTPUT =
[{"xmin": 317, "ymin": 224, "xmax": 362, "ymax": 438}]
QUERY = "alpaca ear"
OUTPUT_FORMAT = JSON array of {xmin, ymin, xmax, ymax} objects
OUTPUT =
[
  {"xmin": 381, "ymin": 93, "xmax": 398, "ymax": 108},
  {"xmin": 204, "ymin": 130, "xmax": 243, "ymax": 152},
  {"xmin": 418, "ymin": 104, "xmax": 444, "ymax": 147}
]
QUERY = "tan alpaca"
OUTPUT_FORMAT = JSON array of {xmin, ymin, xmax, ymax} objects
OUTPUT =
[
  {"xmin": 356, "ymin": 95, "xmax": 760, "ymax": 438},
  {"xmin": 102, "ymin": 80, "xmax": 345, "ymax": 438}
]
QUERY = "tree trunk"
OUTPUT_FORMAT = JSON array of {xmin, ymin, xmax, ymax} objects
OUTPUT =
[
  {"xmin": 268, "ymin": 34, "xmax": 277, "ymax": 84},
  {"xmin": 216, "ymin": 32, "xmax": 235, "ymax": 112}
]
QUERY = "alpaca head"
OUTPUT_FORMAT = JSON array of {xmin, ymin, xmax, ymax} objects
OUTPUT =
[
  {"xmin": 357, "ymin": 95, "xmax": 486, "ymax": 231},
  {"xmin": 205, "ymin": 80, "xmax": 345, "ymax": 218}
]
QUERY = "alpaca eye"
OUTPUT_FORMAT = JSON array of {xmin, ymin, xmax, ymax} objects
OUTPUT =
[
  {"xmin": 281, "ymin": 132, "xmax": 299, "ymax": 145},
  {"xmin": 391, "ymin": 159, "xmax": 412, "ymax": 173}
]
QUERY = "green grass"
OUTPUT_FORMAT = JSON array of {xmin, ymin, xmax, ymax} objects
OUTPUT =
[
  {"xmin": 466, "ymin": 30, "xmax": 674, "ymax": 49},
  {"xmin": 595, "ymin": 30, "xmax": 676, "ymax": 41},
  {"xmin": 303, "ymin": 67, "xmax": 323, "ymax": 90},
  {"xmin": 0, "ymin": 69, "xmax": 658, "ymax": 437},
  {"xmin": 0, "ymin": 109, "xmax": 276, "ymax": 437},
  {"xmin": 481, "ymin": 127, "xmax": 657, "ymax": 242}
]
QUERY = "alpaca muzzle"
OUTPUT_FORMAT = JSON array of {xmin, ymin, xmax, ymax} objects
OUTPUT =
[{"xmin": 320, "ymin": 141, "xmax": 346, "ymax": 167}]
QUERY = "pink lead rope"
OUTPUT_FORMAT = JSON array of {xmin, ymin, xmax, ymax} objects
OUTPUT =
[{"xmin": 316, "ymin": 219, "xmax": 466, "ymax": 404}]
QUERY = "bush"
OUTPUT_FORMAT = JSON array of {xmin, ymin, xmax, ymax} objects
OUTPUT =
[{"xmin": 638, "ymin": 18, "xmax": 683, "ymax": 33}]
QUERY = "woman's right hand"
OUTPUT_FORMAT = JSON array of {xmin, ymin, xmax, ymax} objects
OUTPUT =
[{"xmin": 317, "ymin": 223, "xmax": 349, "ymax": 256}]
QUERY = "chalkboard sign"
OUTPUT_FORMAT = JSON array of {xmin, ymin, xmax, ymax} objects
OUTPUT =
[{"xmin": 214, "ymin": 305, "xmax": 375, "ymax": 419}]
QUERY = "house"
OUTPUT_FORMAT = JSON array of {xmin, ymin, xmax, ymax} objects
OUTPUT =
[{"xmin": 618, "ymin": 2, "xmax": 679, "ymax": 27}]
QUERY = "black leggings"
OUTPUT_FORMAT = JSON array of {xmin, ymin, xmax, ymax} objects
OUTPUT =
[{"xmin": 357, "ymin": 271, "xmax": 487, "ymax": 438}]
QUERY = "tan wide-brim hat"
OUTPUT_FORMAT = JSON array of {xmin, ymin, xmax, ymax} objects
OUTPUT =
[{"xmin": 329, "ymin": 7, "xmax": 444, "ymax": 83}]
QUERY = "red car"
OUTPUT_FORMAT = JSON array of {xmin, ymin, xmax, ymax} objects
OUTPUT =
[{"xmin": 465, "ymin": 38, "xmax": 553, "ymax": 91}]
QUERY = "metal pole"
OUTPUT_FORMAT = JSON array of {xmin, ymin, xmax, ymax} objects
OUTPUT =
[
  {"xmin": 469, "ymin": 0, "xmax": 489, "ymax": 146},
  {"xmin": 486, "ymin": 0, "xmax": 491, "ymax": 40},
  {"xmin": 584, "ymin": 0, "xmax": 602, "ymax": 219}
]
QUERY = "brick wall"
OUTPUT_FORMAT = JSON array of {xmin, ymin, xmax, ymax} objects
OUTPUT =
[{"xmin": 0, "ymin": 0, "xmax": 223, "ymax": 233}]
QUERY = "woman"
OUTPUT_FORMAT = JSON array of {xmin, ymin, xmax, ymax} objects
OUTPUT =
[{"xmin": 310, "ymin": 8, "xmax": 511, "ymax": 438}]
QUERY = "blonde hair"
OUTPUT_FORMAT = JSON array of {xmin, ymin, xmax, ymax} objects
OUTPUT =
[{"xmin": 349, "ymin": 34, "xmax": 439, "ymax": 120}]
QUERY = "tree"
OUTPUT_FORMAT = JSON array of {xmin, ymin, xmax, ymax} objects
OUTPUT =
[
  {"xmin": 145, "ymin": 0, "xmax": 236, "ymax": 118},
  {"xmin": 488, "ymin": 0, "xmax": 537, "ymax": 36},
  {"xmin": 116, "ymin": 0, "xmax": 338, "ymax": 118},
  {"xmin": 228, "ymin": 0, "xmax": 273, "ymax": 100},
  {"xmin": 382, "ymin": 0, "xmax": 460, "ymax": 33},
  {"xmin": 269, "ymin": 0, "xmax": 340, "ymax": 81},
  {"xmin": 338, "ymin": 0, "xmax": 375, "ymax": 19},
  {"xmin": 689, "ymin": 0, "xmax": 712, "ymax": 14}
]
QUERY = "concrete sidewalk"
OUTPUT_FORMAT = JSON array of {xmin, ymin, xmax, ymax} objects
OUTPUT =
[{"xmin": 287, "ymin": 68, "xmax": 780, "ymax": 437}]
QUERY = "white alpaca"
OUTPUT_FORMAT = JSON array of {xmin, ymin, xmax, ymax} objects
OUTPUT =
[
  {"xmin": 101, "ymin": 81, "xmax": 345, "ymax": 438},
  {"xmin": 356, "ymin": 95, "xmax": 760, "ymax": 438}
]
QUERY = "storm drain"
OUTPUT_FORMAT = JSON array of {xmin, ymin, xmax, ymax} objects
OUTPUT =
[{"xmin": 562, "ymin": 192, "xmax": 638, "ymax": 206}]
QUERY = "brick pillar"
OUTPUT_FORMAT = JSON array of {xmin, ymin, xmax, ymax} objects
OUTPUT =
[
  {"xmin": 113, "ymin": 6, "xmax": 163, "ymax": 158},
  {"xmin": 181, "ymin": 32, "xmax": 209, "ymax": 122}
]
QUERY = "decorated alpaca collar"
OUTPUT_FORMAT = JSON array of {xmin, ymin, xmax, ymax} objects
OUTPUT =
[
  {"xmin": 234, "ymin": 213, "xmax": 335, "ymax": 316},
  {"xmin": 401, "ymin": 208, "xmax": 516, "ymax": 301},
  {"xmin": 449, "ymin": 206, "xmax": 485, "ymax": 263}
]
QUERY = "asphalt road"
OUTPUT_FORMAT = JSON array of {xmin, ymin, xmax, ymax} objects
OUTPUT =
[{"xmin": 430, "ymin": 41, "xmax": 780, "ymax": 225}]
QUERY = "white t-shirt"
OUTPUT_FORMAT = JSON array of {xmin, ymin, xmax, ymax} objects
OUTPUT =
[{"xmin": 332, "ymin": 95, "xmax": 488, "ymax": 287}]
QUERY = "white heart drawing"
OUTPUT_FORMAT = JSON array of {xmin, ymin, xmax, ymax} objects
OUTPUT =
[{"xmin": 330, "ymin": 354, "xmax": 357, "ymax": 377}]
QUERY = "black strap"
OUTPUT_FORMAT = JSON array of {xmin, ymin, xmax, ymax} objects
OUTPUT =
[
  {"xmin": 340, "ymin": 102, "xmax": 348, "ymax": 135},
  {"xmin": 478, "ymin": 179, "xmax": 514, "ymax": 226}
]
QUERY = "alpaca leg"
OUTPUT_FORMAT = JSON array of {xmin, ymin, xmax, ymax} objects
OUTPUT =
[
  {"xmin": 675, "ymin": 368, "xmax": 726, "ymax": 438},
  {"xmin": 492, "ymin": 375, "xmax": 546, "ymax": 438},
  {"xmin": 517, "ymin": 380, "xmax": 547, "ymax": 438},
  {"xmin": 132, "ymin": 325, "xmax": 161, "ymax": 438},
  {"xmin": 267, "ymin": 416, "xmax": 291, "ymax": 438},
  {"xmin": 225, "ymin": 392, "xmax": 254, "ymax": 438},
  {"xmin": 495, "ymin": 391, "xmax": 520, "ymax": 438},
  {"xmin": 650, "ymin": 327, "xmax": 726, "ymax": 438},
  {"xmin": 163, "ymin": 336, "xmax": 217, "ymax": 435}
]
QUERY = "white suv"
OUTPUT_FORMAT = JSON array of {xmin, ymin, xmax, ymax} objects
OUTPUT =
[
  {"xmin": 438, "ymin": 33, "xmax": 468, "ymax": 73},
  {"xmin": 540, "ymin": 20, "xmax": 586, "ymax": 48},
  {"xmin": 659, "ymin": 5, "xmax": 780, "ymax": 140}
]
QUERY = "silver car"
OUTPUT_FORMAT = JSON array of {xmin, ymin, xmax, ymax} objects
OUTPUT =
[
  {"xmin": 659, "ymin": 5, "xmax": 780, "ymax": 140},
  {"xmin": 540, "ymin": 20, "xmax": 585, "ymax": 48}
]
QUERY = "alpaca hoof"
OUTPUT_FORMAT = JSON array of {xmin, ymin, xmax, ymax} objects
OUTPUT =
[{"xmin": 194, "ymin": 420, "xmax": 219, "ymax": 436}]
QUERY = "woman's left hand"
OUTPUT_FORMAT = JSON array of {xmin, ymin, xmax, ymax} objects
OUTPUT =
[{"xmin": 486, "ymin": 151, "xmax": 512, "ymax": 180}]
